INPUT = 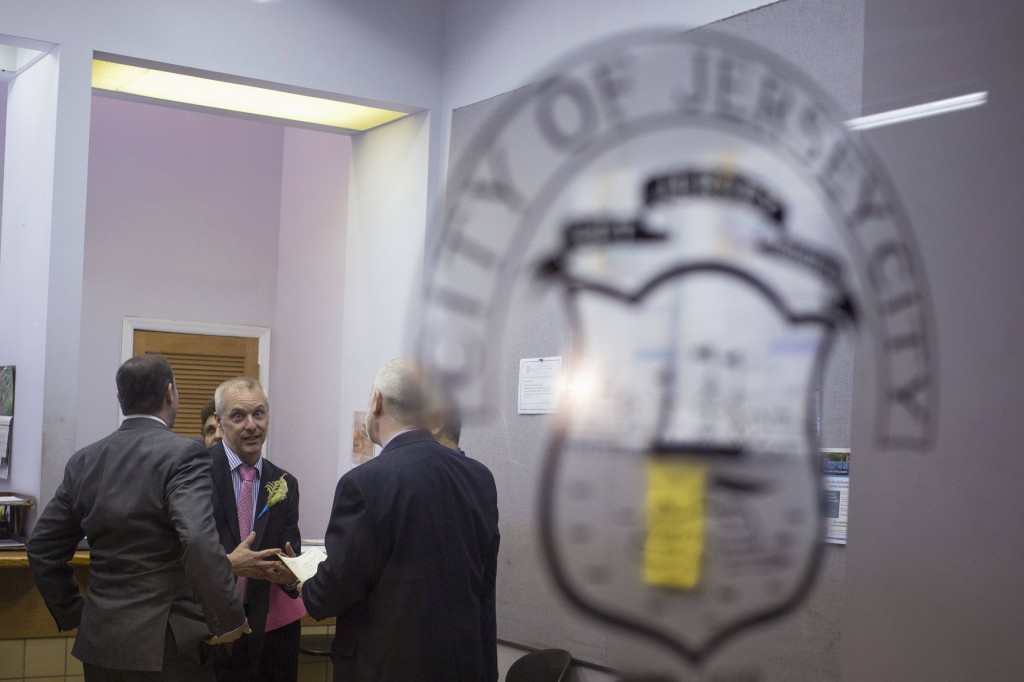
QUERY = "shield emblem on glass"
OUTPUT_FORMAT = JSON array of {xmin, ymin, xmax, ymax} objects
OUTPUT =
[{"xmin": 534, "ymin": 164, "xmax": 852, "ymax": 663}]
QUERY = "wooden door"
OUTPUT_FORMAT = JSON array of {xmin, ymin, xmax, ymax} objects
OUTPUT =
[{"xmin": 133, "ymin": 330, "xmax": 259, "ymax": 438}]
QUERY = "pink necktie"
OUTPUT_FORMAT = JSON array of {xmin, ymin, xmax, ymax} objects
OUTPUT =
[{"xmin": 237, "ymin": 464, "xmax": 258, "ymax": 600}]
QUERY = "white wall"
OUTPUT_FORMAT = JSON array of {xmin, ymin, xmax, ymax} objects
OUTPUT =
[
  {"xmin": 336, "ymin": 111, "xmax": 431, "ymax": 480},
  {"xmin": 1, "ymin": 0, "xmax": 443, "ymax": 110},
  {"xmin": 0, "ymin": 0, "xmax": 444, "ymax": 509},
  {"xmin": 842, "ymin": 1, "xmax": 1024, "ymax": 678},
  {"xmin": 0, "ymin": 50, "xmax": 58, "ymax": 501},
  {"xmin": 438, "ymin": 0, "xmax": 780, "ymax": 189},
  {"xmin": 77, "ymin": 96, "xmax": 285, "ymax": 446},
  {"xmin": 441, "ymin": 0, "xmax": 780, "ymax": 111},
  {"xmin": 0, "ymin": 78, "xmax": 6, "ymax": 212},
  {"xmin": 271, "ymin": 127, "xmax": 351, "ymax": 539}
]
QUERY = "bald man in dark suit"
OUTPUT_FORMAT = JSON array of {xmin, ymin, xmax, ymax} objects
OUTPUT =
[{"xmin": 300, "ymin": 358, "xmax": 500, "ymax": 681}]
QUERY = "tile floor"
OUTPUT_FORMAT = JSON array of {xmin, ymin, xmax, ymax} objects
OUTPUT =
[{"xmin": 0, "ymin": 625, "xmax": 332, "ymax": 681}]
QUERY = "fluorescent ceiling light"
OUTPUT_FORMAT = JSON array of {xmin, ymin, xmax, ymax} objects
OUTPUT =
[
  {"xmin": 845, "ymin": 92, "xmax": 987, "ymax": 131},
  {"xmin": 92, "ymin": 58, "xmax": 409, "ymax": 132}
]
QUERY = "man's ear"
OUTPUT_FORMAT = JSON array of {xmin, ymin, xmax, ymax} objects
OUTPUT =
[
  {"xmin": 427, "ymin": 411, "xmax": 444, "ymax": 437},
  {"xmin": 165, "ymin": 383, "xmax": 175, "ymax": 405},
  {"xmin": 371, "ymin": 391, "xmax": 383, "ymax": 416}
]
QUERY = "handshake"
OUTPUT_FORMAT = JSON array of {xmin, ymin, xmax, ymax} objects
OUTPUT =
[
  {"xmin": 205, "ymin": 533, "xmax": 306, "ymax": 647},
  {"xmin": 228, "ymin": 532, "xmax": 300, "ymax": 586}
]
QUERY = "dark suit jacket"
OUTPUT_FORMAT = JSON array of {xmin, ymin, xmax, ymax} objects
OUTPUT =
[
  {"xmin": 208, "ymin": 441, "xmax": 301, "ymax": 674},
  {"xmin": 28, "ymin": 418, "xmax": 244, "ymax": 671},
  {"xmin": 303, "ymin": 429, "xmax": 500, "ymax": 682}
]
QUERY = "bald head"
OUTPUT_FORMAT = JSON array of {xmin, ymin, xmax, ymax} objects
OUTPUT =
[
  {"xmin": 364, "ymin": 358, "xmax": 432, "ymax": 446},
  {"xmin": 374, "ymin": 358, "xmax": 430, "ymax": 425}
]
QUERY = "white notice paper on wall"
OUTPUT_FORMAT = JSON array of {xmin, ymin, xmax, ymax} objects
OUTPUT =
[
  {"xmin": 821, "ymin": 448, "xmax": 850, "ymax": 545},
  {"xmin": 0, "ymin": 415, "xmax": 11, "ymax": 479},
  {"xmin": 518, "ymin": 357, "xmax": 562, "ymax": 414}
]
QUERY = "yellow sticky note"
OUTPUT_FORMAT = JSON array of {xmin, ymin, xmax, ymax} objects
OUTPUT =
[{"xmin": 643, "ymin": 460, "xmax": 706, "ymax": 590}]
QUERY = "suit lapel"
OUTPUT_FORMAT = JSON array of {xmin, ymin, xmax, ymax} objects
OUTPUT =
[
  {"xmin": 210, "ymin": 444, "xmax": 242, "ymax": 546},
  {"xmin": 252, "ymin": 459, "xmax": 274, "ymax": 549}
]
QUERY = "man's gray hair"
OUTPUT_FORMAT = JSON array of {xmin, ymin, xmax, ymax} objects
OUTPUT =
[
  {"xmin": 374, "ymin": 358, "xmax": 430, "ymax": 426},
  {"xmin": 214, "ymin": 376, "xmax": 266, "ymax": 413}
]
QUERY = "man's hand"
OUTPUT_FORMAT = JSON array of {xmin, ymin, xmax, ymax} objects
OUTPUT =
[
  {"xmin": 228, "ymin": 532, "xmax": 281, "ymax": 579},
  {"xmin": 205, "ymin": 618, "xmax": 252, "ymax": 646},
  {"xmin": 266, "ymin": 540, "xmax": 299, "ymax": 585}
]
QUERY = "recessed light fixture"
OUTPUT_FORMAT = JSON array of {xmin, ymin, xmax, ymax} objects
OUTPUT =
[
  {"xmin": 91, "ymin": 56, "xmax": 410, "ymax": 133},
  {"xmin": 845, "ymin": 92, "xmax": 988, "ymax": 131}
]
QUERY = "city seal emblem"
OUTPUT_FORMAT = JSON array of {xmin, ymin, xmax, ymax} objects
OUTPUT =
[{"xmin": 419, "ymin": 29, "xmax": 936, "ymax": 673}]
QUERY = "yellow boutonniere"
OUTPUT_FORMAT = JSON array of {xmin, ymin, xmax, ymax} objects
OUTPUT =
[{"xmin": 257, "ymin": 475, "xmax": 288, "ymax": 519}]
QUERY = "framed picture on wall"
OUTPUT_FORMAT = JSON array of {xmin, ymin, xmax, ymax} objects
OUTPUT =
[{"xmin": 352, "ymin": 410, "xmax": 374, "ymax": 466}]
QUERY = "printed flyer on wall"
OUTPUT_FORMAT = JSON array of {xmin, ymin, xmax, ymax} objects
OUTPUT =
[
  {"xmin": 820, "ymin": 448, "xmax": 849, "ymax": 544},
  {"xmin": 0, "ymin": 365, "xmax": 14, "ymax": 480}
]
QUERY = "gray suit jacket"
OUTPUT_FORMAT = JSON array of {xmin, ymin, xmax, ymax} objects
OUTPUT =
[{"xmin": 28, "ymin": 417, "xmax": 245, "ymax": 671}]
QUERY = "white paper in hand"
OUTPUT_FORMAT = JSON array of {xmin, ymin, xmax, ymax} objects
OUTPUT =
[{"xmin": 278, "ymin": 547, "xmax": 327, "ymax": 583}]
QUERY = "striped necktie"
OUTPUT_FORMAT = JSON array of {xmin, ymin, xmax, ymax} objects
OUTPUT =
[{"xmin": 237, "ymin": 464, "xmax": 258, "ymax": 600}]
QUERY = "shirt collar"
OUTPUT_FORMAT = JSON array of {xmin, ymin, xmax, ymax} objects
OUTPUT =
[
  {"xmin": 124, "ymin": 414, "xmax": 168, "ymax": 427},
  {"xmin": 223, "ymin": 440, "xmax": 263, "ymax": 476},
  {"xmin": 381, "ymin": 428, "xmax": 418, "ymax": 451}
]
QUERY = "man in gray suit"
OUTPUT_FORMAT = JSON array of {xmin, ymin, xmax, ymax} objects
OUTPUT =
[{"xmin": 28, "ymin": 354, "xmax": 249, "ymax": 681}]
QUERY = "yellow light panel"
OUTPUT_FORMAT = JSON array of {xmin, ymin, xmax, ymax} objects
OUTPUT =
[{"xmin": 92, "ymin": 59, "xmax": 407, "ymax": 132}]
